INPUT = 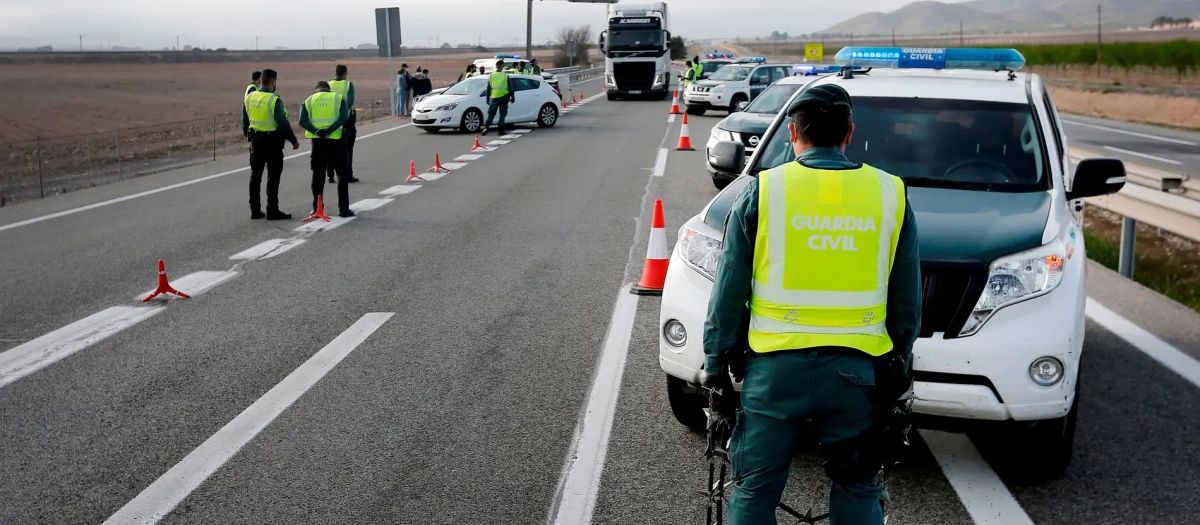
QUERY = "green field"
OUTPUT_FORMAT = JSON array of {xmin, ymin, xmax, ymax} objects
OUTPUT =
[{"xmin": 1014, "ymin": 40, "xmax": 1200, "ymax": 72}]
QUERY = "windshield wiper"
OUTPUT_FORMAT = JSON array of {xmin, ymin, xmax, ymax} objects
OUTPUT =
[{"xmin": 901, "ymin": 176, "xmax": 994, "ymax": 191}]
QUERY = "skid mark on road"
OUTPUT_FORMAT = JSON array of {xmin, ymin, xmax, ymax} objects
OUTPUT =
[
  {"xmin": 101, "ymin": 313, "xmax": 394, "ymax": 525},
  {"xmin": 922, "ymin": 430, "xmax": 1034, "ymax": 525},
  {"xmin": 1087, "ymin": 298, "xmax": 1200, "ymax": 388}
]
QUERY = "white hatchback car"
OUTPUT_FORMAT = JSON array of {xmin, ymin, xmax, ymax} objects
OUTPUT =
[
  {"xmin": 411, "ymin": 75, "xmax": 560, "ymax": 134},
  {"xmin": 659, "ymin": 48, "xmax": 1127, "ymax": 477}
]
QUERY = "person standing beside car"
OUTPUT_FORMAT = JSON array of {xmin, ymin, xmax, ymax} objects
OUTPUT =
[
  {"xmin": 482, "ymin": 59, "xmax": 514, "ymax": 136},
  {"xmin": 396, "ymin": 64, "xmax": 411, "ymax": 118},
  {"xmin": 702, "ymin": 84, "xmax": 921, "ymax": 525}
]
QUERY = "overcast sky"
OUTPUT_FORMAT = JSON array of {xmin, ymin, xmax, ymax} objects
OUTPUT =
[{"xmin": 0, "ymin": 0, "xmax": 954, "ymax": 51}]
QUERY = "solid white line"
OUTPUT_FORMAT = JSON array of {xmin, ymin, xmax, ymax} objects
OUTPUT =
[
  {"xmin": 921, "ymin": 430, "xmax": 1034, "ymax": 525},
  {"xmin": 0, "ymin": 124, "xmax": 412, "ymax": 234},
  {"xmin": 1064, "ymin": 119, "xmax": 1198, "ymax": 146},
  {"xmin": 380, "ymin": 185, "xmax": 420, "ymax": 196},
  {"xmin": 652, "ymin": 148, "xmax": 668, "ymax": 178},
  {"xmin": 0, "ymin": 306, "xmax": 164, "ymax": 389},
  {"xmin": 1086, "ymin": 298, "xmax": 1200, "ymax": 389},
  {"xmin": 293, "ymin": 216, "xmax": 356, "ymax": 233},
  {"xmin": 137, "ymin": 271, "xmax": 239, "ymax": 302},
  {"xmin": 667, "ymin": 114, "xmax": 677, "ymax": 123},
  {"xmin": 549, "ymin": 286, "xmax": 638, "ymax": 525},
  {"xmin": 101, "ymin": 312, "xmax": 393, "ymax": 525},
  {"xmin": 349, "ymin": 198, "xmax": 394, "ymax": 212},
  {"xmin": 229, "ymin": 238, "xmax": 306, "ymax": 261},
  {"xmin": 1102, "ymin": 145, "xmax": 1183, "ymax": 166}
]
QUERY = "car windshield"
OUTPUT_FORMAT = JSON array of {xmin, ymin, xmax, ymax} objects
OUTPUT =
[
  {"xmin": 702, "ymin": 61, "xmax": 730, "ymax": 74},
  {"xmin": 745, "ymin": 84, "xmax": 803, "ymax": 114},
  {"xmin": 755, "ymin": 96, "xmax": 1049, "ymax": 192},
  {"xmin": 444, "ymin": 77, "xmax": 488, "ymax": 96},
  {"xmin": 709, "ymin": 66, "xmax": 751, "ymax": 81},
  {"xmin": 609, "ymin": 30, "xmax": 663, "ymax": 49}
]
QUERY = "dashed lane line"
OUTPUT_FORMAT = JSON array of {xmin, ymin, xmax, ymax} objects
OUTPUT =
[
  {"xmin": 0, "ymin": 124, "xmax": 413, "ymax": 234},
  {"xmin": 1102, "ymin": 145, "xmax": 1182, "ymax": 166},
  {"xmin": 1063, "ymin": 119, "xmax": 1198, "ymax": 146},
  {"xmin": 922, "ymin": 430, "xmax": 1034, "ymax": 525},
  {"xmin": 1087, "ymin": 297, "xmax": 1200, "ymax": 389},
  {"xmin": 652, "ymin": 148, "xmax": 668, "ymax": 178},
  {"xmin": 293, "ymin": 216, "xmax": 357, "ymax": 233},
  {"xmin": 667, "ymin": 114, "xmax": 676, "ymax": 123},
  {"xmin": 380, "ymin": 185, "xmax": 420, "ymax": 196},
  {"xmin": 229, "ymin": 239, "xmax": 306, "ymax": 261},
  {"xmin": 455, "ymin": 154, "xmax": 484, "ymax": 162},
  {"xmin": 487, "ymin": 139, "xmax": 512, "ymax": 146},
  {"xmin": 349, "ymin": 198, "xmax": 394, "ymax": 212},
  {"xmin": 137, "ymin": 271, "xmax": 239, "ymax": 302},
  {"xmin": 101, "ymin": 312, "xmax": 394, "ymax": 525}
]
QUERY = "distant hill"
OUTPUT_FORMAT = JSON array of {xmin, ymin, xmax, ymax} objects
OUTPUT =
[{"xmin": 820, "ymin": 0, "xmax": 1200, "ymax": 36}]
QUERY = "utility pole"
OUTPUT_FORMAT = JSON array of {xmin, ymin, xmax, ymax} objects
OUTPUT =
[
  {"xmin": 892, "ymin": 28, "xmax": 896, "ymax": 46},
  {"xmin": 1096, "ymin": 4, "xmax": 1103, "ymax": 75},
  {"xmin": 175, "ymin": 35, "xmax": 181, "ymax": 51},
  {"xmin": 525, "ymin": 0, "xmax": 534, "ymax": 59},
  {"xmin": 959, "ymin": 20, "xmax": 964, "ymax": 46},
  {"xmin": 78, "ymin": 34, "xmax": 85, "ymax": 52},
  {"xmin": 321, "ymin": 36, "xmax": 326, "ymax": 50},
  {"xmin": 255, "ymin": 35, "xmax": 261, "ymax": 51}
]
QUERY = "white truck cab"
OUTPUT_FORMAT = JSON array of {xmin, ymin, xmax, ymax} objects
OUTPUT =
[
  {"xmin": 659, "ymin": 48, "xmax": 1128, "ymax": 477},
  {"xmin": 684, "ymin": 59, "xmax": 795, "ymax": 115}
]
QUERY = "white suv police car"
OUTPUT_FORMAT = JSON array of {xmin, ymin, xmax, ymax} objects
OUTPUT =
[
  {"xmin": 684, "ymin": 58, "xmax": 794, "ymax": 115},
  {"xmin": 660, "ymin": 48, "xmax": 1127, "ymax": 476}
]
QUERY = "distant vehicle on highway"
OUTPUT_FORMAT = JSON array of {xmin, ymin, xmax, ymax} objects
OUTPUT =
[
  {"xmin": 705, "ymin": 79, "xmax": 804, "ymax": 188},
  {"xmin": 659, "ymin": 47, "xmax": 1128, "ymax": 478},
  {"xmin": 411, "ymin": 74, "xmax": 560, "ymax": 134},
  {"xmin": 683, "ymin": 61, "xmax": 795, "ymax": 115},
  {"xmin": 697, "ymin": 58, "xmax": 735, "ymax": 80},
  {"xmin": 600, "ymin": 2, "xmax": 672, "ymax": 100}
]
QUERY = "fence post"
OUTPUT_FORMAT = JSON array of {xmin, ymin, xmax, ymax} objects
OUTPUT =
[
  {"xmin": 36, "ymin": 136, "xmax": 44, "ymax": 198},
  {"xmin": 114, "ymin": 131, "xmax": 122, "ymax": 178},
  {"xmin": 1119, "ymin": 216, "xmax": 1136, "ymax": 279},
  {"xmin": 212, "ymin": 115, "xmax": 218, "ymax": 161}
]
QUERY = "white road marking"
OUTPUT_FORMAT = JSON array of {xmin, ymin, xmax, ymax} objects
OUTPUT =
[
  {"xmin": 101, "ymin": 313, "xmax": 394, "ymax": 525},
  {"xmin": 470, "ymin": 146, "xmax": 498, "ymax": 152},
  {"xmin": 668, "ymin": 114, "xmax": 676, "ymax": 123},
  {"xmin": 508, "ymin": 129, "xmax": 533, "ymax": 134},
  {"xmin": 422, "ymin": 172, "xmax": 448, "ymax": 181},
  {"xmin": 229, "ymin": 238, "xmax": 306, "ymax": 261},
  {"xmin": 349, "ymin": 198, "xmax": 394, "ymax": 212},
  {"xmin": 456, "ymin": 154, "xmax": 484, "ymax": 161},
  {"xmin": 499, "ymin": 134, "xmax": 523, "ymax": 139},
  {"xmin": 137, "ymin": 271, "xmax": 239, "ymax": 302},
  {"xmin": 1086, "ymin": 298, "xmax": 1200, "ymax": 388},
  {"xmin": 652, "ymin": 148, "xmax": 668, "ymax": 177},
  {"xmin": 380, "ymin": 185, "xmax": 420, "ymax": 196},
  {"xmin": 921, "ymin": 430, "xmax": 1034, "ymax": 525},
  {"xmin": 1064, "ymin": 119, "xmax": 1198, "ymax": 146},
  {"xmin": 293, "ymin": 216, "xmax": 356, "ymax": 233},
  {"xmin": 1102, "ymin": 145, "xmax": 1183, "ymax": 166},
  {"xmin": 548, "ymin": 286, "xmax": 638, "ymax": 525},
  {"xmin": 487, "ymin": 140, "xmax": 511, "ymax": 146},
  {"xmin": 0, "ymin": 306, "xmax": 164, "ymax": 389},
  {"xmin": 439, "ymin": 162, "xmax": 468, "ymax": 171},
  {"xmin": 0, "ymin": 124, "xmax": 412, "ymax": 234}
]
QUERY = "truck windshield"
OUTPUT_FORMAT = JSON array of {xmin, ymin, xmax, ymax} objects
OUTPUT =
[
  {"xmin": 608, "ymin": 30, "xmax": 663, "ymax": 50},
  {"xmin": 710, "ymin": 66, "xmax": 750, "ymax": 81},
  {"xmin": 754, "ymin": 96, "xmax": 1050, "ymax": 192},
  {"xmin": 443, "ymin": 77, "xmax": 488, "ymax": 96},
  {"xmin": 745, "ymin": 84, "xmax": 803, "ymax": 114}
]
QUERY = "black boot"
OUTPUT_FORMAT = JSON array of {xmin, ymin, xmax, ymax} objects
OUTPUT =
[
  {"xmin": 266, "ymin": 209, "xmax": 292, "ymax": 220},
  {"xmin": 251, "ymin": 209, "xmax": 266, "ymax": 220},
  {"xmin": 339, "ymin": 209, "xmax": 356, "ymax": 218}
]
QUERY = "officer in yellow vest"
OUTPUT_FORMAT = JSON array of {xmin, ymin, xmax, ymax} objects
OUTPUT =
[
  {"xmin": 327, "ymin": 64, "xmax": 360, "ymax": 185},
  {"xmin": 244, "ymin": 70, "xmax": 261, "ymax": 97},
  {"xmin": 691, "ymin": 56, "xmax": 704, "ymax": 82},
  {"xmin": 703, "ymin": 84, "xmax": 921, "ymax": 525},
  {"xmin": 482, "ymin": 60, "xmax": 515, "ymax": 136},
  {"xmin": 299, "ymin": 81, "xmax": 352, "ymax": 218},
  {"xmin": 241, "ymin": 68, "xmax": 299, "ymax": 220}
]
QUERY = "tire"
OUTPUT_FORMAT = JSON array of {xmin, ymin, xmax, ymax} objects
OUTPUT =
[
  {"xmin": 974, "ymin": 375, "xmax": 1080, "ymax": 480},
  {"xmin": 729, "ymin": 95, "xmax": 748, "ymax": 114},
  {"xmin": 667, "ymin": 375, "xmax": 707, "ymax": 433},
  {"xmin": 422, "ymin": 127, "xmax": 440, "ymax": 134},
  {"xmin": 686, "ymin": 105, "xmax": 705, "ymax": 116},
  {"xmin": 459, "ymin": 108, "xmax": 483, "ymax": 133},
  {"xmin": 537, "ymin": 104, "xmax": 559, "ymax": 128}
]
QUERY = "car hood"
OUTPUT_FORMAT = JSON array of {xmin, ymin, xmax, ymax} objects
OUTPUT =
[
  {"xmin": 907, "ymin": 187, "xmax": 1051, "ymax": 263},
  {"xmin": 718, "ymin": 112, "xmax": 774, "ymax": 134},
  {"xmin": 415, "ymin": 93, "xmax": 470, "ymax": 109},
  {"xmin": 694, "ymin": 80, "xmax": 724, "ymax": 88}
]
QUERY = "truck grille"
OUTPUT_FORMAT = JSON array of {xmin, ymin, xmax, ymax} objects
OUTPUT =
[
  {"xmin": 613, "ymin": 62, "xmax": 656, "ymax": 91},
  {"xmin": 919, "ymin": 261, "xmax": 988, "ymax": 338}
]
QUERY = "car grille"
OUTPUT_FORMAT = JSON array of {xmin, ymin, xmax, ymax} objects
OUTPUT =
[
  {"xmin": 613, "ymin": 62, "xmax": 656, "ymax": 91},
  {"xmin": 413, "ymin": 118, "xmax": 436, "ymax": 125},
  {"xmin": 919, "ymin": 261, "xmax": 988, "ymax": 338},
  {"xmin": 738, "ymin": 133, "xmax": 762, "ymax": 149}
]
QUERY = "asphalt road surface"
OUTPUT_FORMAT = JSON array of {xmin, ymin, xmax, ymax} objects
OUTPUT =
[{"xmin": 2, "ymin": 77, "xmax": 1199, "ymax": 524}]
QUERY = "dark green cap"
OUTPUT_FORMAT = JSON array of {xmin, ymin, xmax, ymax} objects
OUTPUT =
[{"xmin": 786, "ymin": 84, "xmax": 852, "ymax": 116}]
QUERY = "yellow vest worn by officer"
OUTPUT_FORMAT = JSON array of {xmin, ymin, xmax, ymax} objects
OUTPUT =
[
  {"xmin": 244, "ymin": 83, "xmax": 257, "ymax": 97},
  {"xmin": 244, "ymin": 91, "xmax": 281, "ymax": 132},
  {"xmin": 489, "ymin": 71, "xmax": 511, "ymax": 100},
  {"xmin": 692, "ymin": 62, "xmax": 704, "ymax": 81},
  {"xmin": 302, "ymin": 91, "xmax": 344, "ymax": 140},
  {"xmin": 749, "ymin": 162, "xmax": 906, "ymax": 357},
  {"xmin": 328, "ymin": 79, "xmax": 351, "ymax": 101}
]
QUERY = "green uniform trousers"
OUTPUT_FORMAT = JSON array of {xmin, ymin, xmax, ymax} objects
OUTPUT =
[{"xmin": 728, "ymin": 349, "xmax": 884, "ymax": 525}]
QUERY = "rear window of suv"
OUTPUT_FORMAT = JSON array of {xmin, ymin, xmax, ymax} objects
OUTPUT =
[{"xmin": 755, "ymin": 96, "xmax": 1050, "ymax": 192}]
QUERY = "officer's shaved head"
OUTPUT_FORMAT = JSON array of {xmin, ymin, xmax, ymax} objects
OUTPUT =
[
  {"xmin": 335, "ymin": 64, "xmax": 348, "ymax": 77},
  {"xmin": 251, "ymin": 70, "xmax": 262, "ymax": 82},
  {"xmin": 496, "ymin": 60, "xmax": 506, "ymax": 69},
  {"xmin": 315, "ymin": 81, "xmax": 330, "ymax": 91},
  {"xmin": 261, "ymin": 69, "xmax": 277, "ymax": 81}
]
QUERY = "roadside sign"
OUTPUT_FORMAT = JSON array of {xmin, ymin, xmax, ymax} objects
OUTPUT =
[
  {"xmin": 804, "ymin": 43, "xmax": 824, "ymax": 63},
  {"xmin": 374, "ymin": 7, "xmax": 402, "ymax": 58}
]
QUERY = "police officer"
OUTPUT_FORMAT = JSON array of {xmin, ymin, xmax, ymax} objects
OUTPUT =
[
  {"xmin": 327, "ymin": 64, "xmax": 361, "ymax": 184},
  {"xmin": 300, "ymin": 81, "xmax": 353, "ymax": 218},
  {"xmin": 482, "ymin": 60, "xmax": 514, "ymax": 136},
  {"xmin": 245, "ymin": 70, "xmax": 261, "ymax": 97},
  {"xmin": 241, "ymin": 68, "xmax": 298, "ymax": 220},
  {"xmin": 702, "ymin": 84, "xmax": 921, "ymax": 525},
  {"xmin": 459, "ymin": 63, "xmax": 478, "ymax": 82},
  {"xmin": 683, "ymin": 60, "xmax": 696, "ymax": 88},
  {"xmin": 692, "ymin": 55, "xmax": 704, "ymax": 81},
  {"xmin": 525, "ymin": 58, "xmax": 542, "ymax": 75}
]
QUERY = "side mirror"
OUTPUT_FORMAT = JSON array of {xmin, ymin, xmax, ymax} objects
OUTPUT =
[
  {"xmin": 599, "ymin": 31, "xmax": 608, "ymax": 57},
  {"xmin": 664, "ymin": 31, "xmax": 672, "ymax": 52},
  {"xmin": 1067, "ymin": 158, "xmax": 1126, "ymax": 201},
  {"xmin": 709, "ymin": 140, "xmax": 746, "ymax": 176}
]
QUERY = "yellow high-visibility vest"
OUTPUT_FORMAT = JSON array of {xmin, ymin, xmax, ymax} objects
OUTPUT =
[
  {"xmin": 329, "ymin": 79, "xmax": 351, "ymax": 101},
  {"xmin": 302, "ymin": 91, "xmax": 343, "ymax": 140},
  {"xmin": 489, "ymin": 71, "xmax": 511, "ymax": 99},
  {"xmin": 244, "ymin": 83, "xmax": 257, "ymax": 97},
  {"xmin": 749, "ymin": 162, "xmax": 906, "ymax": 357},
  {"xmin": 244, "ymin": 91, "xmax": 280, "ymax": 132}
]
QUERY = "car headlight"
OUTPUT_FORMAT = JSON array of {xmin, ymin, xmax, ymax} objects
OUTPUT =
[
  {"xmin": 653, "ymin": 73, "xmax": 665, "ymax": 86},
  {"xmin": 606, "ymin": 74, "xmax": 615, "ymax": 86},
  {"xmin": 710, "ymin": 127, "xmax": 733, "ymax": 143},
  {"xmin": 711, "ymin": 84, "xmax": 726, "ymax": 93},
  {"xmin": 435, "ymin": 103, "xmax": 458, "ymax": 112},
  {"xmin": 959, "ymin": 240, "xmax": 1067, "ymax": 336},
  {"xmin": 679, "ymin": 226, "xmax": 722, "ymax": 281}
]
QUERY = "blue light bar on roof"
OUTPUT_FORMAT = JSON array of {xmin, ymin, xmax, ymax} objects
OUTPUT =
[
  {"xmin": 793, "ymin": 64, "xmax": 842, "ymax": 76},
  {"xmin": 495, "ymin": 54, "xmax": 522, "ymax": 59},
  {"xmin": 737, "ymin": 56, "xmax": 767, "ymax": 63},
  {"xmin": 834, "ymin": 47, "xmax": 1025, "ymax": 71}
]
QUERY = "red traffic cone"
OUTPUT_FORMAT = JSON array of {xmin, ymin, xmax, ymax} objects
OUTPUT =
[
  {"xmin": 675, "ymin": 113, "xmax": 695, "ymax": 151},
  {"xmin": 631, "ymin": 199, "xmax": 670, "ymax": 296},
  {"xmin": 561, "ymin": 97, "xmax": 569, "ymax": 110},
  {"xmin": 471, "ymin": 134, "xmax": 487, "ymax": 152},
  {"xmin": 142, "ymin": 259, "xmax": 191, "ymax": 302},
  {"xmin": 406, "ymin": 160, "xmax": 424, "ymax": 182},
  {"xmin": 304, "ymin": 194, "xmax": 331, "ymax": 222},
  {"xmin": 428, "ymin": 152, "xmax": 450, "ymax": 173},
  {"xmin": 669, "ymin": 90, "xmax": 681, "ymax": 114}
]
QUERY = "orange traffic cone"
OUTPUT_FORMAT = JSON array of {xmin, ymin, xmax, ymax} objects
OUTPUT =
[
  {"xmin": 631, "ymin": 199, "xmax": 670, "ymax": 296},
  {"xmin": 406, "ymin": 160, "xmax": 424, "ymax": 182},
  {"xmin": 471, "ymin": 134, "xmax": 488, "ymax": 152},
  {"xmin": 676, "ymin": 113, "xmax": 695, "ymax": 151},
  {"xmin": 303, "ymin": 194, "xmax": 332, "ymax": 222},
  {"xmin": 561, "ymin": 97, "xmax": 569, "ymax": 110},
  {"xmin": 428, "ymin": 152, "xmax": 450, "ymax": 173},
  {"xmin": 669, "ymin": 90, "xmax": 681, "ymax": 114},
  {"xmin": 142, "ymin": 259, "xmax": 190, "ymax": 302}
]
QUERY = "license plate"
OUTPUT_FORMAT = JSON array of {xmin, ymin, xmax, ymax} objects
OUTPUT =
[{"xmin": 628, "ymin": 90, "xmax": 642, "ymax": 94}]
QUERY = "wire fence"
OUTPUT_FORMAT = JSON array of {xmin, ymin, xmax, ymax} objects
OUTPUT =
[{"xmin": 0, "ymin": 94, "xmax": 395, "ymax": 206}]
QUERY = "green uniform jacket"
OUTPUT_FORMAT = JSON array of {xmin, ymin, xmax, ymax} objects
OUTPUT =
[
  {"xmin": 298, "ymin": 93, "xmax": 351, "ymax": 138},
  {"xmin": 703, "ymin": 147, "xmax": 922, "ymax": 374}
]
